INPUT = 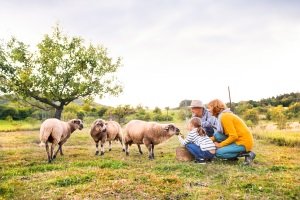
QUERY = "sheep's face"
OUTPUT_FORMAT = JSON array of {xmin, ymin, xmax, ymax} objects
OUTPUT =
[
  {"xmin": 94, "ymin": 120, "xmax": 107, "ymax": 133},
  {"xmin": 164, "ymin": 124, "xmax": 180, "ymax": 135},
  {"xmin": 72, "ymin": 119, "xmax": 84, "ymax": 130}
]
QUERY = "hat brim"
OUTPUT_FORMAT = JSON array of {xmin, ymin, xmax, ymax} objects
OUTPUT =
[{"xmin": 189, "ymin": 105, "xmax": 203, "ymax": 108}]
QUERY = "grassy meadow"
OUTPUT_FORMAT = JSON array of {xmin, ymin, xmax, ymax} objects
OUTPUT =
[{"xmin": 0, "ymin": 122, "xmax": 300, "ymax": 200}]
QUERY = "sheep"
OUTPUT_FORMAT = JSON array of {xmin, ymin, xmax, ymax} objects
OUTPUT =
[
  {"xmin": 90, "ymin": 119, "xmax": 125, "ymax": 156},
  {"xmin": 39, "ymin": 118, "xmax": 83, "ymax": 163},
  {"xmin": 124, "ymin": 120, "xmax": 180, "ymax": 159}
]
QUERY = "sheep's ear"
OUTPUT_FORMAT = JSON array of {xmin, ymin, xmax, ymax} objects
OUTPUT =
[
  {"xmin": 73, "ymin": 119, "xmax": 80, "ymax": 124},
  {"xmin": 164, "ymin": 125, "xmax": 169, "ymax": 131},
  {"xmin": 164, "ymin": 124, "xmax": 173, "ymax": 131}
]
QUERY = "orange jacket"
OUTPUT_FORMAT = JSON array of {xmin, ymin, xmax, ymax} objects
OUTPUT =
[{"xmin": 218, "ymin": 112, "xmax": 254, "ymax": 151}]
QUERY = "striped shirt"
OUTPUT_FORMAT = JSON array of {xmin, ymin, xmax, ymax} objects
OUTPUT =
[{"xmin": 178, "ymin": 128, "xmax": 216, "ymax": 151}]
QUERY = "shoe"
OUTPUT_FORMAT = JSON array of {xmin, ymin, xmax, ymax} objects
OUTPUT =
[
  {"xmin": 205, "ymin": 158, "xmax": 213, "ymax": 162},
  {"xmin": 195, "ymin": 159, "xmax": 206, "ymax": 164},
  {"xmin": 227, "ymin": 157, "xmax": 239, "ymax": 161},
  {"xmin": 244, "ymin": 151, "xmax": 256, "ymax": 165}
]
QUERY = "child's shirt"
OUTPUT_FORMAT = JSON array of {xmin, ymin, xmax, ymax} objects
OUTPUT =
[{"xmin": 178, "ymin": 128, "xmax": 216, "ymax": 151}]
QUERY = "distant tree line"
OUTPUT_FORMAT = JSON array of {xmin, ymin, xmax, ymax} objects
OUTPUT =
[{"xmin": 1, "ymin": 92, "xmax": 300, "ymax": 130}]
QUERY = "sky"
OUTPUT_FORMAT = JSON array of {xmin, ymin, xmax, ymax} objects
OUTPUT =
[{"xmin": 0, "ymin": 0, "xmax": 300, "ymax": 109}]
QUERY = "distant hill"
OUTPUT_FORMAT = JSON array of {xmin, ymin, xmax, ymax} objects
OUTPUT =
[
  {"xmin": 246, "ymin": 92, "xmax": 300, "ymax": 107},
  {"xmin": 178, "ymin": 92, "xmax": 300, "ymax": 108}
]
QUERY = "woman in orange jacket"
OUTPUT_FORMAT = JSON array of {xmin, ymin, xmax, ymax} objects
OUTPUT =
[{"xmin": 207, "ymin": 99, "xmax": 256, "ymax": 165}]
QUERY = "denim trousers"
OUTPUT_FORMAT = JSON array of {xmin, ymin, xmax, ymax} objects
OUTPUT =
[
  {"xmin": 214, "ymin": 132, "xmax": 246, "ymax": 159},
  {"xmin": 185, "ymin": 143, "xmax": 215, "ymax": 161}
]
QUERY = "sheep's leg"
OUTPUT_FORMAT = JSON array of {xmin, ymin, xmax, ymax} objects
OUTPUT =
[
  {"xmin": 50, "ymin": 143, "xmax": 56, "ymax": 162},
  {"xmin": 137, "ymin": 144, "xmax": 143, "ymax": 155},
  {"xmin": 53, "ymin": 145, "xmax": 61, "ymax": 159},
  {"xmin": 151, "ymin": 144, "xmax": 155, "ymax": 159},
  {"xmin": 119, "ymin": 138, "xmax": 125, "ymax": 152},
  {"xmin": 118, "ymin": 134, "xmax": 125, "ymax": 152},
  {"xmin": 125, "ymin": 143, "xmax": 129, "ymax": 156},
  {"xmin": 59, "ymin": 145, "xmax": 64, "ymax": 156},
  {"xmin": 100, "ymin": 141, "xmax": 105, "ymax": 156},
  {"xmin": 100, "ymin": 136, "xmax": 107, "ymax": 155},
  {"xmin": 95, "ymin": 141, "xmax": 99, "ymax": 155},
  {"xmin": 144, "ymin": 140, "xmax": 154, "ymax": 160},
  {"xmin": 45, "ymin": 142, "xmax": 51, "ymax": 163},
  {"xmin": 146, "ymin": 144, "xmax": 153, "ymax": 160},
  {"xmin": 109, "ymin": 141, "xmax": 112, "ymax": 151}
]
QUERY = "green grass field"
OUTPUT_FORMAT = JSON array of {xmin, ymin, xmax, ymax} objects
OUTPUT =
[
  {"xmin": 0, "ymin": 120, "xmax": 41, "ymax": 132},
  {"xmin": 0, "ymin": 122, "xmax": 300, "ymax": 200}
]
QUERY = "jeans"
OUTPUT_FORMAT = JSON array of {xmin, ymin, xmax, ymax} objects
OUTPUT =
[
  {"xmin": 185, "ymin": 143, "xmax": 215, "ymax": 161},
  {"xmin": 214, "ymin": 132, "xmax": 246, "ymax": 159}
]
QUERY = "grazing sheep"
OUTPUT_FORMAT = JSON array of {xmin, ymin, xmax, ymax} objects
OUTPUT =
[
  {"xmin": 90, "ymin": 119, "xmax": 124, "ymax": 156},
  {"xmin": 124, "ymin": 120, "xmax": 180, "ymax": 159},
  {"xmin": 39, "ymin": 118, "xmax": 83, "ymax": 163}
]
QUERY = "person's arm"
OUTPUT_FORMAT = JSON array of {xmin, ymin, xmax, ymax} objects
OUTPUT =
[
  {"xmin": 201, "ymin": 110, "xmax": 213, "ymax": 128},
  {"xmin": 177, "ymin": 132, "xmax": 194, "ymax": 146},
  {"xmin": 213, "ymin": 118, "xmax": 223, "ymax": 133},
  {"xmin": 219, "ymin": 117, "xmax": 238, "ymax": 147}
]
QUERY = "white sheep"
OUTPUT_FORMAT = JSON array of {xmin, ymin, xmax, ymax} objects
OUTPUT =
[
  {"xmin": 39, "ymin": 118, "xmax": 83, "ymax": 163},
  {"xmin": 124, "ymin": 120, "xmax": 180, "ymax": 159},
  {"xmin": 90, "ymin": 119, "xmax": 124, "ymax": 155}
]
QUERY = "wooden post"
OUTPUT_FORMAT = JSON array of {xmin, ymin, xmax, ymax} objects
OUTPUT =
[{"xmin": 228, "ymin": 86, "xmax": 232, "ymax": 110}]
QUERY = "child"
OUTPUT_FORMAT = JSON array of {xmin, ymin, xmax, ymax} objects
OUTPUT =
[{"xmin": 178, "ymin": 117, "xmax": 216, "ymax": 164}]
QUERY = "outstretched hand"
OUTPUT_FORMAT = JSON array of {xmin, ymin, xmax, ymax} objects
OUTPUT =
[{"xmin": 214, "ymin": 142, "xmax": 221, "ymax": 148}]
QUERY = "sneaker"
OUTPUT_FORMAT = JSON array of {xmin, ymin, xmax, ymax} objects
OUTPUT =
[
  {"xmin": 244, "ymin": 151, "xmax": 256, "ymax": 165},
  {"xmin": 195, "ymin": 159, "xmax": 206, "ymax": 164}
]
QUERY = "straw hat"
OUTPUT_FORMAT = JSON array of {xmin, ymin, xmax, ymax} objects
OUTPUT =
[{"xmin": 189, "ymin": 100, "xmax": 204, "ymax": 108}]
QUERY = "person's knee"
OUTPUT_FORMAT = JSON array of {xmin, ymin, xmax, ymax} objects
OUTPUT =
[
  {"xmin": 216, "ymin": 148, "xmax": 226, "ymax": 158},
  {"xmin": 214, "ymin": 132, "xmax": 226, "ymax": 142}
]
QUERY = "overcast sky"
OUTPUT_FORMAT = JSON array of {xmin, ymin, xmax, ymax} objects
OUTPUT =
[{"xmin": 1, "ymin": 0, "xmax": 299, "ymax": 108}]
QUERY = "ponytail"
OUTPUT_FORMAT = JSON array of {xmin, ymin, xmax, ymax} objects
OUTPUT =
[
  {"xmin": 189, "ymin": 117, "xmax": 206, "ymax": 136},
  {"xmin": 197, "ymin": 127, "xmax": 206, "ymax": 136}
]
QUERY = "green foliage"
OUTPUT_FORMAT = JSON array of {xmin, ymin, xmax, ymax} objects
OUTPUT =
[
  {"xmin": 268, "ymin": 106, "xmax": 288, "ymax": 129},
  {"xmin": 0, "ymin": 105, "xmax": 33, "ymax": 120},
  {"xmin": 243, "ymin": 109, "xmax": 259, "ymax": 126},
  {"xmin": 286, "ymin": 102, "xmax": 300, "ymax": 119},
  {"xmin": 62, "ymin": 111, "xmax": 77, "ymax": 120},
  {"xmin": 153, "ymin": 107, "xmax": 162, "ymax": 114},
  {"xmin": 177, "ymin": 108, "xmax": 191, "ymax": 121},
  {"xmin": 178, "ymin": 100, "xmax": 192, "ymax": 108},
  {"xmin": 0, "ymin": 24, "xmax": 122, "ymax": 119},
  {"xmin": 234, "ymin": 102, "xmax": 253, "ymax": 116},
  {"xmin": 105, "ymin": 105, "xmax": 135, "ymax": 123},
  {"xmin": 152, "ymin": 114, "xmax": 173, "ymax": 121},
  {"xmin": 76, "ymin": 111, "xmax": 85, "ymax": 120}
]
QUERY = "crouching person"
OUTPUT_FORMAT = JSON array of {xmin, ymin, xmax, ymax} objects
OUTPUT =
[
  {"xmin": 207, "ymin": 99, "xmax": 256, "ymax": 165},
  {"xmin": 177, "ymin": 117, "xmax": 216, "ymax": 164}
]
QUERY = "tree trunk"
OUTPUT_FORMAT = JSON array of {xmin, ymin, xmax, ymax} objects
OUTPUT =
[{"xmin": 54, "ymin": 106, "xmax": 64, "ymax": 119}]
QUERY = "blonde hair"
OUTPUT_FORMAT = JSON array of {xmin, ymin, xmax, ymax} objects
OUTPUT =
[
  {"xmin": 207, "ymin": 99, "xmax": 227, "ymax": 116},
  {"xmin": 189, "ymin": 117, "xmax": 206, "ymax": 136}
]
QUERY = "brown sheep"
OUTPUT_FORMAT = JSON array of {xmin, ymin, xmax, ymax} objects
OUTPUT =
[
  {"xmin": 124, "ymin": 120, "xmax": 180, "ymax": 159},
  {"xmin": 39, "ymin": 118, "xmax": 83, "ymax": 163},
  {"xmin": 90, "ymin": 119, "xmax": 124, "ymax": 156}
]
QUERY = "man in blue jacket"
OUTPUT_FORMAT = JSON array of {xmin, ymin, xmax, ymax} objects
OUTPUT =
[{"xmin": 189, "ymin": 100, "xmax": 220, "ymax": 137}]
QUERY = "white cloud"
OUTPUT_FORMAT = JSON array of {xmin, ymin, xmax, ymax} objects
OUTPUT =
[{"xmin": 0, "ymin": 0, "xmax": 299, "ymax": 108}]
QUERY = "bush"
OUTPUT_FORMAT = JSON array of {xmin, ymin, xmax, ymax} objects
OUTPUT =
[
  {"xmin": 243, "ymin": 109, "xmax": 259, "ymax": 125},
  {"xmin": 77, "ymin": 111, "xmax": 85, "ymax": 120}
]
